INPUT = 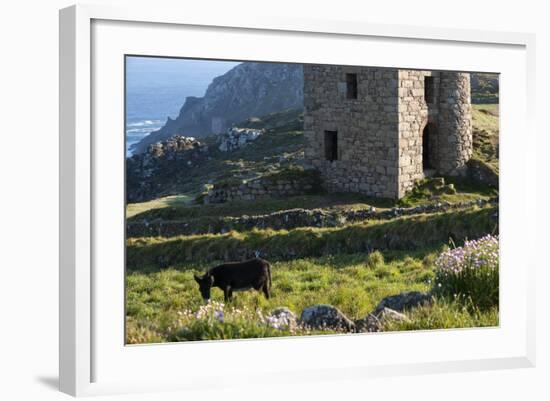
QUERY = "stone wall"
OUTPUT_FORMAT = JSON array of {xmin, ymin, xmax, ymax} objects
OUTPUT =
[
  {"xmin": 127, "ymin": 197, "xmax": 497, "ymax": 238},
  {"xmin": 201, "ymin": 171, "xmax": 319, "ymax": 204},
  {"xmin": 397, "ymin": 70, "xmax": 434, "ymax": 197},
  {"xmin": 304, "ymin": 66, "xmax": 473, "ymax": 199},
  {"xmin": 304, "ymin": 65, "xmax": 400, "ymax": 199},
  {"xmin": 437, "ymin": 72, "xmax": 473, "ymax": 175}
]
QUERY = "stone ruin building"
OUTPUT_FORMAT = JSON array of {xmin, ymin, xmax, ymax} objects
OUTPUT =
[{"xmin": 304, "ymin": 66, "xmax": 472, "ymax": 199}]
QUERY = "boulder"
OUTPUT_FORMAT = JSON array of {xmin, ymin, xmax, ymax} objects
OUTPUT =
[
  {"xmin": 356, "ymin": 308, "xmax": 410, "ymax": 332},
  {"xmin": 354, "ymin": 313, "xmax": 382, "ymax": 333},
  {"xmin": 300, "ymin": 304, "xmax": 355, "ymax": 332},
  {"xmin": 268, "ymin": 307, "xmax": 297, "ymax": 330},
  {"xmin": 374, "ymin": 291, "xmax": 432, "ymax": 314},
  {"xmin": 377, "ymin": 307, "xmax": 410, "ymax": 324}
]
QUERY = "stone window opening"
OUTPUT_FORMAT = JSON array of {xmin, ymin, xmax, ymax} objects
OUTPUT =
[
  {"xmin": 324, "ymin": 130, "xmax": 338, "ymax": 161},
  {"xmin": 424, "ymin": 76, "xmax": 435, "ymax": 104},
  {"xmin": 422, "ymin": 123, "xmax": 436, "ymax": 171},
  {"xmin": 346, "ymin": 73, "xmax": 358, "ymax": 99}
]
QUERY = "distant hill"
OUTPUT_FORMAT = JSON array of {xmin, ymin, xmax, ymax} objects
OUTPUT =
[
  {"xmin": 130, "ymin": 62, "xmax": 304, "ymax": 154},
  {"xmin": 471, "ymin": 73, "xmax": 499, "ymax": 104}
]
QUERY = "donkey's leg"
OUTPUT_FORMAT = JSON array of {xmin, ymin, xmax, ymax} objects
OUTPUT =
[
  {"xmin": 223, "ymin": 286, "xmax": 231, "ymax": 302},
  {"xmin": 262, "ymin": 282, "xmax": 270, "ymax": 299}
]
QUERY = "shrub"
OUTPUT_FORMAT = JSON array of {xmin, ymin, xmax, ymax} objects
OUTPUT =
[
  {"xmin": 366, "ymin": 250, "xmax": 384, "ymax": 268},
  {"xmin": 422, "ymin": 253, "xmax": 436, "ymax": 269},
  {"xmin": 432, "ymin": 234, "xmax": 499, "ymax": 310}
]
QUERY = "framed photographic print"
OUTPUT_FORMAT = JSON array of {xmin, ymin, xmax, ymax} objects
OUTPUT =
[{"xmin": 59, "ymin": 4, "xmax": 536, "ymax": 397}]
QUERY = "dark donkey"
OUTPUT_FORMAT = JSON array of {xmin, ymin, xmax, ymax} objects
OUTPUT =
[{"xmin": 194, "ymin": 258, "xmax": 272, "ymax": 302}]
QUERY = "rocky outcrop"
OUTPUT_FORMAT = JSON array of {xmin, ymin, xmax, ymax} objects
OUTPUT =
[
  {"xmin": 131, "ymin": 62, "xmax": 304, "ymax": 154},
  {"xmin": 218, "ymin": 127, "xmax": 264, "ymax": 152},
  {"xmin": 126, "ymin": 135, "xmax": 209, "ymax": 202}
]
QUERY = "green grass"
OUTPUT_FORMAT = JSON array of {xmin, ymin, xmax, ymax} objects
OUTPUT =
[
  {"xmin": 472, "ymin": 104, "xmax": 499, "ymax": 134},
  {"xmin": 397, "ymin": 177, "xmax": 497, "ymax": 208},
  {"xmin": 128, "ymin": 193, "xmax": 395, "ymax": 222},
  {"xmin": 125, "ymin": 104, "xmax": 500, "ymax": 344},
  {"xmin": 382, "ymin": 298, "xmax": 498, "ymax": 331},
  {"xmin": 128, "ymin": 181, "xmax": 494, "ymax": 224},
  {"xmin": 126, "ymin": 251, "xmax": 433, "ymax": 343},
  {"xmin": 127, "ymin": 205, "xmax": 497, "ymax": 271},
  {"xmin": 126, "ymin": 195, "xmax": 194, "ymax": 219},
  {"xmin": 472, "ymin": 104, "xmax": 499, "ymax": 170},
  {"xmin": 126, "ymin": 249, "xmax": 498, "ymax": 344}
]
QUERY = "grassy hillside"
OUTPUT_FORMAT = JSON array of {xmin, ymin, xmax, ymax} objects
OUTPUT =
[
  {"xmin": 127, "ymin": 105, "xmax": 499, "ymax": 217},
  {"xmin": 127, "ymin": 205, "xmax": 497, "ymax": 270},
  {"xmin": 125, "ymin": 104, "xmax": 500, "ymax": 343},
  {"xmin": 472, "ymin": 104, "xmax": 499, "ymax": 171},
  {"xmin": 127, "ymin": 250, "xmax": 498, "ymax": 343}
]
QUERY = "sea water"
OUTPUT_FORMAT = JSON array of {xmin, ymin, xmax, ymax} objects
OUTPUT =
[{"xmin": 125, "ymin": 56, "xmax": 239, "ymax": 157}]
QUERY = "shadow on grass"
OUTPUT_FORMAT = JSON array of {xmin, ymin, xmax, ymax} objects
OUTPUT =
[{"xmin": 127, "ymin": 206, "xmax": 498, "ymax": 274}]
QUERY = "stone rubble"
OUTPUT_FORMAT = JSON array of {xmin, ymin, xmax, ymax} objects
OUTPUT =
[{"xmin": 218, "ymin": 127, "xmax": 264, "ymax": 152}]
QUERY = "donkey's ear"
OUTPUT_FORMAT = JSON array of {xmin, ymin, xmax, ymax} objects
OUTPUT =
[{"xmin": 194, "ymin": 274, "xmax": 201, "ymax": 283}]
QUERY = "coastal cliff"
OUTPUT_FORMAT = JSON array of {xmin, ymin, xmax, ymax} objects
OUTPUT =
[{"xmin": 130, "ymin": 62, "xmax": 304, "ymax": 154}]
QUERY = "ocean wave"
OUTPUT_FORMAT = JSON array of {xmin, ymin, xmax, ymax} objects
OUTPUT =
[
  {"xmin": 125, "ymin": 119, "xmax": 165, "ymax": 157},
  {"xmin": 126, "ymin": 119, "xmax": 163, "ymax": 127},
  {"xmin": 126, "ymin": 127, "xmax": 160, "ymax": 134}
]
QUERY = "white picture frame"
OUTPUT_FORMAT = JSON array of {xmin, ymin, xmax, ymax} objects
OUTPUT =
[{"xmin": 59, "ymin": 4, "xmax": 536, "ymax": 397}]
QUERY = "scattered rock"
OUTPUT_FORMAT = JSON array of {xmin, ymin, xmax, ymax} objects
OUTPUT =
[
  {"xmin": 374, "ymin": 291, "xmax": 432, "ymax": 314},
  {"xmin": 127, "ymin": 197, "xmax": 497, "ymax": 238},
  {"xmin": 218, "ymin": 127, "xmax": 264, "ymax": 152},
  {"xmin": 126, "ymin": 135, "xmax": 208, "ymax": 202},
  {"xmin": 354, "ymin": 313, "xmax": 382, "ymax": 332},
  {"xmin": 268, "ymin": 307, "xmax": 297, "ymax": 329},
  {"xmin": 300, "ymin": 304, "xmax": 355, "ymax": 332},
  {"xmin": 376, "ymin": 307, "xmax": 410, "ymax": 324},
  {"xmin": 355, "ymin": 308, "xmax": 410, "ymax": 332}
]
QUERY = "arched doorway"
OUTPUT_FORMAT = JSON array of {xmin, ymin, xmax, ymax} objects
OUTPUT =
[{"xmin": 422, "ymin": 123, "xmax": 437, "ymax": 171}]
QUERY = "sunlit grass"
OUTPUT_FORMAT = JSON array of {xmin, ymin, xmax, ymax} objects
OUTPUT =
[
  {"xmin": 126, "ymin": 251, "xmax": 434, "ymax": 343},
  {"xmin": 126, "ymin": 249, "xmax": 498, "ymax": 344},
  {"xmin": 126, "ymin": 206, "xmax": 497, "ymax": 270},
  {"xmin": 472, "ymin": 104, "xmax": 499, "ymax": 135},
  {"xmin": 126, "ymin": 194, "xmax": 194, "ymax": 218}
]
